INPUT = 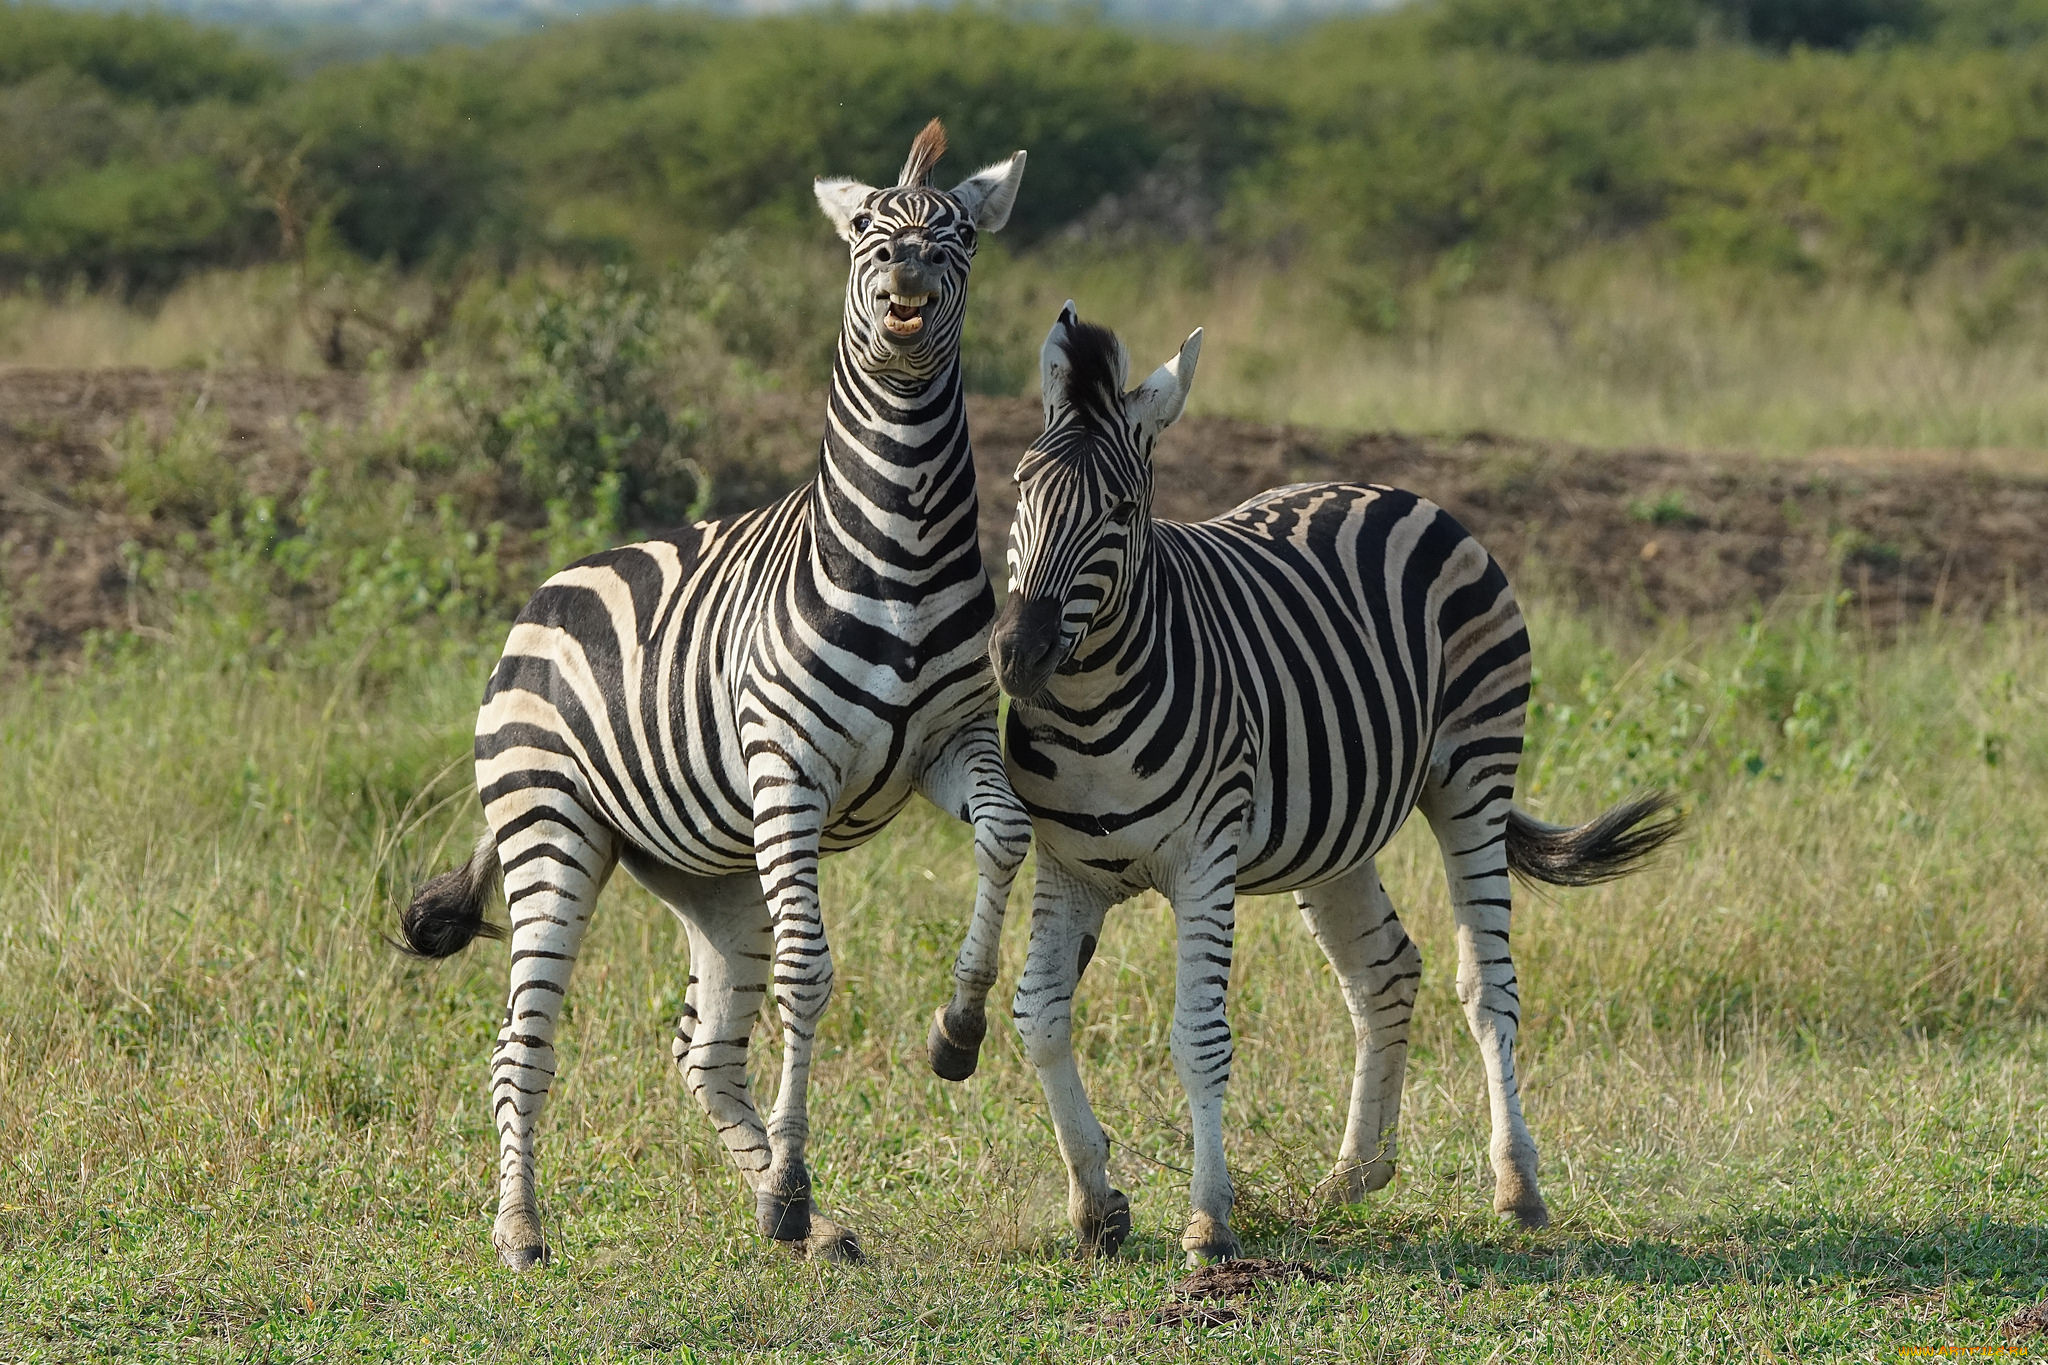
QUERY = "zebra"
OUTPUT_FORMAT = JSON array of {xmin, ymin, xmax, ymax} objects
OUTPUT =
[
  {"xmin": 987, "ymin": 305, "xmax": 1682, "ymax": 1265},
  {"xmin": 397, "ymin": 121, "xmax": 1034, "ymax": 1268}
]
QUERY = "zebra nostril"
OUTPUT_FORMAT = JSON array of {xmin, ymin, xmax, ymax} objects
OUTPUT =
[{"xmin": 875, "ymin": 245, "xmax": 892, "ymax": 263}]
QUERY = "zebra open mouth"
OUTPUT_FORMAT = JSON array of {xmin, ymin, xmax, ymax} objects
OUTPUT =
[{"xmin": 881, "ymin": 292, "xmax": 931, "ymax": 339}]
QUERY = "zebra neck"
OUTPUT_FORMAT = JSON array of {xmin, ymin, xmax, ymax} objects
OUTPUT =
[
  {"xmin": 808, "ymin": 349, "xmax": 980, "ymax": 581},
  {"xmin": 1050, "ymin": 551, "xmax": 1168, "ymax": 713}
]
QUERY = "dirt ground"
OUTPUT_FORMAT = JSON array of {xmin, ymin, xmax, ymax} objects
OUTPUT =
[{"xmin": 3, "ymin": 367, "xmax": 2044, "ymax": 658}]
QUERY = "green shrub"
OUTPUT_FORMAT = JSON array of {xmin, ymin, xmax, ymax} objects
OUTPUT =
[
  {"xmin": 0, "ymin": 1, "xmax": 281, "ymax": 106},
  {"xmin": 1433, "ymin": 0, "xmax": 1709, "ymax": 59},
  {"xmin": 455, "ymin": 266, "xmax": 710, "ymax": 530}
]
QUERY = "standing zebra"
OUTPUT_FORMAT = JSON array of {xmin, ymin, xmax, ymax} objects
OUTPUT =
[
  {"xmin": 989, "ymin": 305, "xmax": 1681, "ymax": 1265},
  {"xmin": 399, "ymin": 122, "xmax": 1033, "ymax": 1268}
]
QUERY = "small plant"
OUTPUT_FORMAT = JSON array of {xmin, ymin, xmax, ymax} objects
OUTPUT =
[
  {"xmin": 461, "ymin": 266, "xmax": 711, "ymax": 530},
  {"xmin": 105, "ymin": 411, "xmax": 240, "ymax": 522},
  {"xmin": 1628, "ymin": 489, "xmax": 1707, "ymax": 529}
]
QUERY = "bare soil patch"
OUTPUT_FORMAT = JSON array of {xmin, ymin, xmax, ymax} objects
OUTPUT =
[
  {"xmin": 1174, "ymin": 1257, "xmax": 1337, "ymax": 1299},
  {"xmin": 1080, "ymin": 1258, "xmax": 1336, "ymax": 1331},
  {"xmin": 965, "ymin": 404, "xmax": 2048, "ymax": 631},
  {"xmin": 2006, "ymin": 1301, "xmax": 2048, "ymax": 1339},
  {"xmin": 4, "ymin": 367, "xmax": 2043, "ymax": 659}
]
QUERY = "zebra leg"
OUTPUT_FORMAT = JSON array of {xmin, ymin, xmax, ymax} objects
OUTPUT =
[
  {"xmin": 617, "ymin": 856, "xmax": 781, "ymax": 1205},
  {"xmin": 1294, "ymin": 859, "xmax": 1421, "ymax": 1204},
  {"xmin": 916, "ymin": 715, "xmax": 1031, "ymax": 1081},
  {"xmin": 1012, "ymin": 860, "xmax": 1126, "ymax": 1255},
  {"xmin": 1168, "ymin": 870, "xmax": 1241, "ymax": 1266},
  {"xmin": 744, "ymin": 759, "xmax": 839, "ymax": 1251},
  {"xmin": 651, "ymin": 867, "xmax": 863, "ymax": 1263},
  {"xmin": 487, "ymin": 810, "xmax": 619, "ymax": 1270},
  {"xmin": 1424, "ymin": 788, "xmax": 1548, "ymax": 1228}
]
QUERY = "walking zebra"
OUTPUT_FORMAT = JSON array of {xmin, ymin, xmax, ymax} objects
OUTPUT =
[
  {"xmin": 988, "ymin": 305, "xmax": 1681, "ymax": 1265},
  {"xmin": 398, "ymin": 122, "xmax": 1034, "ymax": 1267}
]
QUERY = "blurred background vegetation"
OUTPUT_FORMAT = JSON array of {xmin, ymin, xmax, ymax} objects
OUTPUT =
[
  {"xmin": 14, "ymin": 0, "xmax": 2048, "ymax": 284},
  {"xmin": 14, "ymin": 0, "xmax": 2048, "ymax": 458}
]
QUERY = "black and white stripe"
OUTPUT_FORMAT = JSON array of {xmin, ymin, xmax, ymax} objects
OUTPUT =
[
  {"xmin": 401, "ymin": 123, "xmax": 1033, "ymax": 1268},
  {"xmin": 988, "ymin": 306, "xmax": 1680, "ymax": 1265}
]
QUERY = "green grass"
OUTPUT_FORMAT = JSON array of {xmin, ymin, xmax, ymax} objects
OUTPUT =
[{"xmin": 2, "ymin": 604, "xmax": 2045, "ymax": 1361}]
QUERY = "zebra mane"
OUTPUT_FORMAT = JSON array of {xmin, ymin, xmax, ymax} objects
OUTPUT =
[
  {"xmin": 898, "ymin": 119, "xmax": 948, "ymax": 188},
  {"xmin": 1050, "ymin": 315, "xmax": 1129, "ymax": 417}
]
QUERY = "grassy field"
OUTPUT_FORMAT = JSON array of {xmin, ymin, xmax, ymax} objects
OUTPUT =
[{"xmin": 2, "ymin": 598, "xmax": 2043, "ymax": 1362}]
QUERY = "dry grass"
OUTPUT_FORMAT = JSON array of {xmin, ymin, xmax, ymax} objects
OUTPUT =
[
  {"xmin": 19, "ymin": 250, "xmax": 2048, "ymax": 462},
  {"xmin": 971, "ymin": 246, "xmax": 2048, "ymax": 458},
  {"xmin": 0, "ymin": 269, "xmax": 321, "ymax": 373}
]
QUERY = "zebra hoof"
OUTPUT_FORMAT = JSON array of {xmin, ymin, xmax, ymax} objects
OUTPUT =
[
  {"xmin": 927, "ymin": 1006, "xmax": 985, "ymax": 1082},
  {"xmin": 493, "ymin": 1211, "xmax": 548, "ymax": 1271},
  {"xmin": 1077, "ymin": 1189, "xmax": 1132, "ymax": 1258},
  {"xmin": 1321, "ymin": 1158, "xmax": 1395, "ymax": 1205},
  {"xmin": 757, "ymin": 1186, "xmax": 813, "ymax": 1242},
  {"xmin": 1181, "ymin": 1212, "xmax": 1239, "ymax": 1267},
  {"xmin": 1500, "ymin": 1198, "xmax": 1551, "ymax": 1230},
  {"xmin": 781, "ymin": 1215, "xmax": 862, "ymax": 1264},
  {"xmin": 498, "ymin": 1241, "xmax": 547, "ymax": 1271}
]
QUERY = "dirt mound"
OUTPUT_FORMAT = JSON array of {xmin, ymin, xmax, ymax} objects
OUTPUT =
[
  {"xmin": 4, "ymin": 367, "xmax": 2044, "ymax": 660},
  {"xmin": 965, "ymin": 404, "xmax": 2048, "ymax": 629},
  {"xmin": 1081, "ymin": 1258, "xmax": 1336, "ymax": 1331},
  {"xmin": 0, "ymin": 368, "xmax": 368, "ymax": 657}
]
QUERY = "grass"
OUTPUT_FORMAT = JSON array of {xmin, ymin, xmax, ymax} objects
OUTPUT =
[
  {"xmin": 1, "ymin": 599, "xmax": 2044, "ymax": 1361},
  {"xmin": 21, "ymin": 247, "xmax": 2048, "ymax": 462},
  {"xmin": 968, "ymin": 246, "xmax": 2048, "ymax": 458}
]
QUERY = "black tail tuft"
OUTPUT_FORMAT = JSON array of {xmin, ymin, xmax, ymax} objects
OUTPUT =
[
  {"xmin": 1505, "ymin": 792, "xmax": 1683, "ymax": 888},
  {"xmin": 394, "ymin": 830, "xmax": 505, "ymax": 958}
]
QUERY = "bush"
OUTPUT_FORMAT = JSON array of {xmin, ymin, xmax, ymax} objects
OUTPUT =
[
  {"xmin": 452, "ymin": 266, "xmax": 710, "ymax": 531},
  {"xmin": 0, "ymin": 2, "xmax": 281, "ymax": 106},
  {"xmin": 1433, "ymin": 0, "xmax": 1709, "ymax": 59}
]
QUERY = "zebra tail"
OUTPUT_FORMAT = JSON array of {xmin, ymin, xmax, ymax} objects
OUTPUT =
[
  {"xmin": 395, "ymin": 828, "xmax": 506, "ymax": 958},
  {"xmin": 1504, "ymin": 792, "xmax": 1683, "ymax": 888}
]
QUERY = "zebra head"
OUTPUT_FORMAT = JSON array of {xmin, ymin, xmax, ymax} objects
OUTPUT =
[
  {"xmin": 992, "ymin": 303, "xmax": 1202, "ymax": 703},
  {"xmin": 814, "ymin": 119, "xmax": 1027, "ymax": 384}
]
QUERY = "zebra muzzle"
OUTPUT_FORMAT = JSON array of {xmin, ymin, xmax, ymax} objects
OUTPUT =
[{"xmin": 991, "ymin": 595, "xmax": 1066, "ymax": 700}]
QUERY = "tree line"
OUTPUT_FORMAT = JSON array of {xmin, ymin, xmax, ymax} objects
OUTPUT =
[{"xmin": 7, "ymin": 0, "xmax": 2048, "ymax": 293}]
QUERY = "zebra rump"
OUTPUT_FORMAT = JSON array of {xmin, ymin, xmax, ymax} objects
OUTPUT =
[
  {"xmin": 1504, "ymin": 792, "xmax": 1682, "ymax": 888},
  {"xmin": 397, "ymin": 830, "xmax": 506, "ymax": 958}
]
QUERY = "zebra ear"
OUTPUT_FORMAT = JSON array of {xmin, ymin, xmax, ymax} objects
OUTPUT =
[
  {"xmin": 814, "ymin": 177, "xmax": 876, "ymax": 244},
  {"xmin": 1039, "ymin": 302, "xmax": 1078, "ymax": 417},
  {"xmin": 1128, "ymin": 328, "xmax": 1203, "ymax": 436},
  {"xmin": 950, "ymin": 151, "xmax": 1027, "ymax": 232}
]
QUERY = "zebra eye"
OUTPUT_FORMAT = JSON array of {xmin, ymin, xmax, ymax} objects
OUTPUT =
[
  {"xmin": 851, "ymin": 213, "xmax": 873, "ymax": 235},
  {"xmin": 959, "ymin": 224, "xmax": 978, "ymax": 251},
  {"xmin": 1110, "ymin": 499, "xmax": 1138, "ymax": 525}
]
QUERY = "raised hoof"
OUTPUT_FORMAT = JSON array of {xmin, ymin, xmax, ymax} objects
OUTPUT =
[
  {"xmin": 927, "ymin": 1006, "xmax": 985, "ymax": 1082},
  {"xmin": 757, "ymin": 1186, "xmax": 813, "ymax": 1242},
  {"xmin": 1077, "ymin": 1189, "xmax": 1132, "ymax": 1259},
  {"xmin": 780, "ymin": 1215, "xmax": 862, "ymax": 1264},
  {"xmin": 1181, "ymin": 1212, "xmax": 1240, "ymax": 1268},
  {"xmin": 495, "ymin": 1240, "xmax": 548, "ymax": 1271}
]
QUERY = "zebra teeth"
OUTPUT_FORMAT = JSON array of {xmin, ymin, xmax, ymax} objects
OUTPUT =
[
  {"xmin": 887, "ymin": 292, "xmax": 933, "ymax": 309},
  {"xmin": 881, "ymin": 309, "xmax": 926, "ymax": 338}
]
